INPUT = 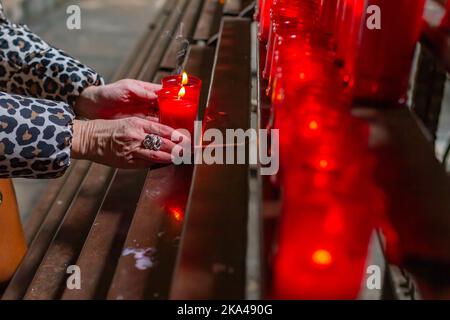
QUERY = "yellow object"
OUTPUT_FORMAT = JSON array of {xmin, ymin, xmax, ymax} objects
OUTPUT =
[{"xmin": 0, "ymin": 179, "xmax": 27, "ymax": 284}]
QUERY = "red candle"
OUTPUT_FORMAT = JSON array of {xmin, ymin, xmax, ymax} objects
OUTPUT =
[
  {"xmin": 158, "ymin": 74, "xmax": 201, "ymax": 138},
  {"xmin": 272, "ymin": 109, "xmax": 377, "ymax": 299},
  {"xmin": 272, "ymin": 196, "xmax": 373, "ymax": 299},
  {"xmin": 263, "ymin": 0, "xmax": 322, "ymax": 80},
  {"xmin": 353, "ymin": 0, "xmax": 426, "ymax": 105}
]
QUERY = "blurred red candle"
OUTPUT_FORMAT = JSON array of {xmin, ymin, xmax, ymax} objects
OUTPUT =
[
  {"xmin": 353, "ymin": 0, "xmax": 426, "ymax": 105},
  {"xmin": 272, "ymin": 160, "xmax": 377, "ymax": 299},
  {"xmin": 264, "ymin": 0, "xmax": 322, "ymax": 79}
]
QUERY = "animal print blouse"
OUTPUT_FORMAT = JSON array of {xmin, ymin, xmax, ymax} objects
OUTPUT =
[{"xmin": 0, "ymin": 3, "xmax": 104, "ymax": 179}]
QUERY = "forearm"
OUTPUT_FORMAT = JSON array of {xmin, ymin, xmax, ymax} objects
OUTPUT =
[{"xmin": 0, "ymin": 92, "xmax": 74, "ymax": 179}]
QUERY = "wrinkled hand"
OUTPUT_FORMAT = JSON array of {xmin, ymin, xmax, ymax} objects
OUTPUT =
[
  {"xmin": 75, "ymin": 79, "xmax": 161, "ymax": 119},
  {"xmin": 72, "ymin": 117, "xmax": 189, "ymax": 168}
]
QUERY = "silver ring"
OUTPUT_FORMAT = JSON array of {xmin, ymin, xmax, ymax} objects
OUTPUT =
[{"xmin": 143, "ymin": 134, "xmax": 162, "ymax": 151}]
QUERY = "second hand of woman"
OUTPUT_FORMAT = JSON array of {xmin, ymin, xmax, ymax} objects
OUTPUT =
[{"xmin": 72, "ymin": 117, "xmax": 190, "ymax": 168}]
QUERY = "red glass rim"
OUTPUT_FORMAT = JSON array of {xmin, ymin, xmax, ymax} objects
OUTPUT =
[
  {"xmin": 157, "ymin": 88, "xmax": 199, "ymax": 102},
  {"xmin": 162, "ymin": 74, "xmax": 202, "ymax": 88}
]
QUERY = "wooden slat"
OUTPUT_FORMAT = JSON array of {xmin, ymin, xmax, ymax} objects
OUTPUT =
[
  {"xmin": 60, "ymin": 169, "xmax": 147, "ymax": 300},
  {"xmin": 170, "ymin": 17, "xmax": 252, "ymax": 299},
  {"xmin": 193, "ymin": 0, "xmax": 225, "ymax": 41},
  {"xmin": 23, "ymin": 165, "xmax": 114, "ymax": 300},
  {"xmin": 106, "ymin": 165, "xmax": 193, "ymax": 300},
  {"xmin": 2, "ymin": 161, "xmax": 91, "ymax": 300},
  {"xmin": 23, "ymin": 165, "xmax": 74, "ymax": 245},
  {"xmin": 160, "ymin": 0, "xmax": 204, "ymax": 70},
  {"xmin": 104, "ymin": 45, "xmax": 215, "ymax": 300}
]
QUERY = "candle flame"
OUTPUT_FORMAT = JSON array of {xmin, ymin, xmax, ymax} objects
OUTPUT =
[
  {"xmin": 178, "ymin": 86, "xmax": 186, "ymax": 99},
  {"xmin": 181, "ymin": 71, "xmax": 188, "ymax": 86}
]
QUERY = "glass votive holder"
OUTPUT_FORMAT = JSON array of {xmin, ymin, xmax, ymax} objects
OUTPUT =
[
  {"xmin": 157, "ymin": 88, "xmax": 200, "ymax": 139},
  {"xmin": 353, "ymin": 0, "xmax": 426, "ymax": 105}
]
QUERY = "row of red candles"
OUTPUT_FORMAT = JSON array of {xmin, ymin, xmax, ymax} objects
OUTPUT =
[{"xmin": 256, "ymin": 0, "xmax": 442, "ymax": 299}]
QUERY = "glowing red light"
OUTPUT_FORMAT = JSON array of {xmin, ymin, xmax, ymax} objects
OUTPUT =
[
  {"xmin": 319, "ymin": 159, "xmax": 329, "ymax": 169},
  {"xmin": 308, "ymin": 120, "xmax": 319, "ymax": 131},
  {"xmin": 168, "ymin": 207, "xmax": 184, "ymax": 222},
  {"xmin": 312, "ymin": 249, "xmax": 333, "ymax": 266}
]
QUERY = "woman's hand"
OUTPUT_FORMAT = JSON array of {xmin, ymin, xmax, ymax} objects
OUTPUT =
[
  {"xmin": 75, "ymin": 79, "xmax": 162, "ymax": 120},
  {"xmin": 72, "ymin": 118, "xmax": 189, "ymax": 168}
]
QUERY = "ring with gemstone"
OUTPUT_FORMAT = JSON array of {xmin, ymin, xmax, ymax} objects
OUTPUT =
[{"xmin": 142, "ymin": 134, "xmax": 162, "ymax": 151}]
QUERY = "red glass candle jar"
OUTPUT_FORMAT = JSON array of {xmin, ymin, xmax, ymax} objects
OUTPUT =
[
  {"xmin": 157, "ymin": 87, "xmax": 200, "ymax": 138},
  {"xmin": 272, "ymin": 164, "xmax": 376, "ymax": 299},
  {"xmin": 353, "ymin": 0, "xmax": 426, "ymax": 105},
  {"xmin": 264, "ymin": 0, "xmax": 322, "ymax": 79},
  {"xmin": 272, "ymin": 112, "xmax": 376, "ymax": 299}
]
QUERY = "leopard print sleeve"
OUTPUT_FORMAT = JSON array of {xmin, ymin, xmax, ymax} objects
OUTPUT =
[
  {"xmin": 0, "ymin": 6, "xmax": 105, "ymax": 108},
  {"xmin": 0, "ymin": 92, "xmax": 74, "ymax": 179}
]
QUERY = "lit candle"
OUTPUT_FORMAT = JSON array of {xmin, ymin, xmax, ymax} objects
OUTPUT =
[{"xmin": 158, "ymin": 73, "xmax": 201, "ymax": 138}]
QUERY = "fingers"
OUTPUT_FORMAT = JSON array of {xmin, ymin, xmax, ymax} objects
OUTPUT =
[
  {"xmin": 134, "ymin": 149, "xmax": 173, "ymax": 164},
  {"xmin": 127, "ymin": 81, "xmax": 156, "ymax": 101},
  {"xmin": 122, "ymin": 79, "xmax": 162, "ymax": 101},
  {"xmin": 133, "ymin": 135, "xmax": 186, "ymax": 165},
  {"xmin": 138, "ymin": 118, "xmax": 191, "ymax": 144},
  {"xmin": 133, "ymin": 80, "xmax": 162, "ymax": 93},
  {"xmin": 145, "ymin": 116, "xmax": 160, "ymax": 123},
  {"xmin": 156, "ymin": 136, "xmax": 179, "ymax": 154}
]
